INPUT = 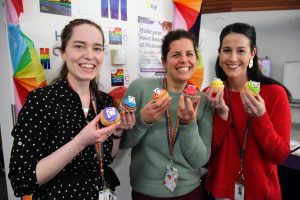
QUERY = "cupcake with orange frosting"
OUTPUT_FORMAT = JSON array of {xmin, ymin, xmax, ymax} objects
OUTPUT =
[
  {"xmin": 210, "ymin": 78, "xmax": 225, "ymax": 94},
  {"xmin": 100, "ymin": 107, "xmax": 121, "ymax": 126},
  {"xmin": 119, "ymin": 96, "xmax": 136, "ymax": 112},
  {"xmin": 182, "ymin": 85, "xmax": 200, "ymax": 103},
  {"xmin": 244, "ymin": 80, "xmax": 260, "ymax": 96},
  {"xmin": 152, "ymin": 88, "xmax": 169, "ymax": 102}
]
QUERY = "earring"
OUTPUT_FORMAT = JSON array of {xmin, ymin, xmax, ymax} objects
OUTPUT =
[
  {"xmin": 248, "ymin": 59, "xmax": 253, "ymax": 68},
  {"xmin": 61, "ymin": 55, "xmax": 66, "ymax": 61}
]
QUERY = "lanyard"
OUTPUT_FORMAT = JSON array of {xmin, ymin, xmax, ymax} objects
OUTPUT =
[
  {"xmin": 163, "ymin": 78, "xmax": 180, "ymax": 162},
  {"xmin": 225, "ymin": 87, "xmax": 249, "ymax": 182},
  {"xmin": 90, "ymin": 91, "xmax": 105, "ymax": 177},
  {"xmin": 66, "ymin": 78, "xmax": 107, "ymax": 186}
]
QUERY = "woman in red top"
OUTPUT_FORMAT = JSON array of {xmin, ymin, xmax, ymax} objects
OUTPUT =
[{"xmin": 204, "ymin": 22, "xmax": 292, "ymax": 200}]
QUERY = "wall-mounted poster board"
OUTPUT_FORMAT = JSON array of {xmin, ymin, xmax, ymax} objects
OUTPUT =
[{"xmin": 283, "ymin": 61, "xmax": 300, "ymax": 103}]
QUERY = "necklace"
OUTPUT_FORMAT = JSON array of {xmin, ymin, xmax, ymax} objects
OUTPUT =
[{"xmin": 82, "ymin": 107, "xmax": 89, "ymax": 114}]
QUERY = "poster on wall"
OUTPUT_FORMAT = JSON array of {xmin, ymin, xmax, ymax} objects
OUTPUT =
[
  {"xmin": 138, "ymin": 16, "xmax": 172, "ymax": 78},
  {"xmin": 40, "ymin": 0, "xmax": 72, "ymax": 16},
  {"xmin": 138, "ymin": 0, "xmax": 160, "ymax": 16},
  {"xmin": 40, "ymin": 48, "xmax": 51, "ymax": 69},
  {"xmin": 109, "ymin": 27, "xmax": 122, "ymax": 45},
  {"xmin": 111, "ymin": 68, "xmax": 124, "ymax": 86}
]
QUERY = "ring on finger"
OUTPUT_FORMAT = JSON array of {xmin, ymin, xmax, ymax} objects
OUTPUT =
[{"xmin": 244, "ymin": 105, "xmax": 248, "ymax": 109}]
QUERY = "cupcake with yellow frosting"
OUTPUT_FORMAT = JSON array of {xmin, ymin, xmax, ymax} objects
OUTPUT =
[
  {"xmin": 210, "ymin": 78, "xmax": 225, "ymax": 94},
  {"xmin": 244, "ymin": 80, "xmax": 260, "ymax": 96}
]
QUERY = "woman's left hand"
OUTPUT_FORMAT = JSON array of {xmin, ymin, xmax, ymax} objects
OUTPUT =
[
  {"xmin": 119, "ymin": 111, "xmax": 136, "ymax": 129},
  {"xmin": 177, "ymin": 95, "xmax": 200, "ymax": 125},
  {"xmin": 240, "ymin": 90, "xmax": 266, "ymax": 117},
  {"xmin": 113, "ymin": 111, "xmax": 136, "ymax": 136}
]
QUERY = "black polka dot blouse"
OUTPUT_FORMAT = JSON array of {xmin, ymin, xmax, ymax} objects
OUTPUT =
[{"xmin": 8, "ymin": 79, "xmax": 114, "ymax": 199}]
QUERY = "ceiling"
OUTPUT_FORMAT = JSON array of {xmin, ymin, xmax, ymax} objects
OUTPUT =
[{"xmin": 201, "ymin": 9, "xmax": 300, "ymax": 32}]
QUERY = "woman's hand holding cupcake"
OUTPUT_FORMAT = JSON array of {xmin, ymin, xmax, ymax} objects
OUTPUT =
[
  {"xmin": 74, "ymin": 113, "xmax": 120, "ymax": 150},
  {"xmin": 140, "ymin": 88, "xmax": 172, "ymax": 124},
  {"xmin": 118, "ymin": 96, "xmax": 136, "ymax": 130},
  {"xmin": 240, "ymin": 80, "xmax": 265, "ymax": 117},
  {"xmin": 205, "ymin": 78, "xmax": 229, "ymax": 121},
  {"xmin": 100, "ymin": 106, "xmax": 135, "ymax": 138},
  {"xmin": 177, "ymin": 94, "xmax": 200, "ymax": 125},
  {"xmin": 119, "ymin": 109, "xmax": 136, "ymax": 130}
]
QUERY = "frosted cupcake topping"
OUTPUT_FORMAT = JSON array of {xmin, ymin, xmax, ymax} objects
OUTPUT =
[
  {"xmin": 247, "ymin": 80, "xmax": 260, "ymax": 94},
  {"xmin": 210, "ymin": 78, "xmax": 224, "ymax": 86},
  {"xmin": 123, "ymin": 96, "xmax": 136, "ymax": 108},
  {"xmin": 153, "ymin": 88, "xmax": 163, "ymax": 95},
  {"xmin": 183, "ymin": 85, "xmax": 198, "ymax": 95},
  {"xmin": 103, "ymin": 107, "xmax": 119, "ymax": 122}
]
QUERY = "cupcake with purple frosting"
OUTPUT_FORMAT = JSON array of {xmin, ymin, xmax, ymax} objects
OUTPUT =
[{"xmin": 100, "ymin": 107, "xmax": 121, "ymax": 126}]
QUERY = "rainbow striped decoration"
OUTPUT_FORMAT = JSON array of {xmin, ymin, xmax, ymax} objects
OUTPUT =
[
  {"xmin": 40, "ymin": 48, "xmax": 51, "ymax": 69},
  {"xmin": 173, "ymin": 0, "xmax": 204, "ymax": 89}
]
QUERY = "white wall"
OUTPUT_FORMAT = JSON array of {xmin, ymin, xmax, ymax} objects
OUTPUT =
[
  {"xmin": 257, "ymin": 27, "xmax": 300, "ymax": 83},
  {"xmin": 200, "ymin": 17, "xmax": 300, "ymax": 88},
  {"xmin": 258, "ymin": 27, "xmax": 300, "ymax": 124},
  {"xmin": 199, "ymin": 29, "xmax": 219, "ymax": 89}
]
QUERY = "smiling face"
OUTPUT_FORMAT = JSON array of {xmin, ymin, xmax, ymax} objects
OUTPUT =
[
  {"xmin": 219, "ymin": 33, "xmax": 256, "ymax": 83},
  {"xmin": 61, "ymin": 24, "xmax": 104, "ymax": 84},
  {"xmin": 163, "ymin": 38, "xmax": 197, "ymax": 85}
]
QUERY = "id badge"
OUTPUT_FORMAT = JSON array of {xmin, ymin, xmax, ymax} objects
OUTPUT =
[
  {"xmin": 163, "ymin": 164, "xmax": 178, "ymax": 192},
  {"xmin": 98, "ymin": 189, "xmax": 111, "ymax": 200},
  {"xmin": 111, "ymin": 193, "xmax": 117, "ymax": 200},
  {"xmin": 234, "ymin": 182, "xmax": 245, "ymax": 200},
  {"xmin": 99, "ymin": 189, "xmax": 117, "ymax": 200}
]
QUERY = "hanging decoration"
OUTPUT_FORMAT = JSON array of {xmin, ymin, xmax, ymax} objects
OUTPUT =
[
  {"xmin": 173, "ymin": 0, "xmax": 204, "ymax": 89},
  {"xmin": 5, "ymin": 0, "xmax": 46, "ymax": 117}
]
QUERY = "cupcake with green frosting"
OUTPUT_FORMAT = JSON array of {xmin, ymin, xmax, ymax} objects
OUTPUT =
[{"xmin": 244, "ymin": 80, "xmax": 260, "ymax": 96}]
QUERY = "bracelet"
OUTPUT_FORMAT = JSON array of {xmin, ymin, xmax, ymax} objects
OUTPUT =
[{"xmin": 111, "ymin": 133, "xmax": 123, "ymax": 139}]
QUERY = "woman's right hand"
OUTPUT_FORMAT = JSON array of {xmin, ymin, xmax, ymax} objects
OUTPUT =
[
  {"xmin": 36, "ymin": 113, "xmax": 118, "ymax": 186},
  {"xmin": 140, "ymin": 96, "xmax": 172, "ymax": 124},
  {"xmin": 74, "ymin": 113, "xmax": 119, "ymax": 149},
  {"xmin": 205, "ymin": 88, "xmax": 229, "ymax": 121}
]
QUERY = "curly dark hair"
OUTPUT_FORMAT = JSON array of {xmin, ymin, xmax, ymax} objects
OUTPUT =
[{"xmin": 161, "ymin": 29, "xmax": 199, "ymax": 63}]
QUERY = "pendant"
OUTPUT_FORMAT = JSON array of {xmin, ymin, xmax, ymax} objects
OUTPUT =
[{"xmin": 83, "ymin": 107, "xmax": 89, "ymax": 113}]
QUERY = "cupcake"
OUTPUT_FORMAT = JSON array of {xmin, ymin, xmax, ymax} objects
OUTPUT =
[
  {"xmin": 182, "ymin": 85, "xmax": 200, "ymax": 103},
  {"xmin": 210, "ymin": 78, "xmax": 225, "ymax": 93},
  {"xmin": 119, "ymin": 96, "xmax": 136, "ymax": 112},
  {"xmin": 152, "ymin": 88, "xmax": 169, "ymax": 102},
  {"xmin": 100, "ymin": 107, "xmax": 121, "ymax": 126},
  {"xmin": 244, "ymin": 80, "xmax": 260, "ymax": 96}
]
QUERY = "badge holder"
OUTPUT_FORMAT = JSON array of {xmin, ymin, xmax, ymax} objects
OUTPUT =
[
  {"xmin": 98, "ymin": 179, "xmax": 117, "ymax": 200},
  {"xmin": 234, "ymin": 166, "xmax": 245, "ymax": 200},
  {"xmin": 163, "ymin": 160, "xmax": 178, "ymax": 192}
]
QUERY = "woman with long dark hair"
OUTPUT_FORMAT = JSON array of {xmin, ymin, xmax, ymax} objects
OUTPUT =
[{"xmin": 205, "ymin": 22, "xmax": 291, "ymax": 200}]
